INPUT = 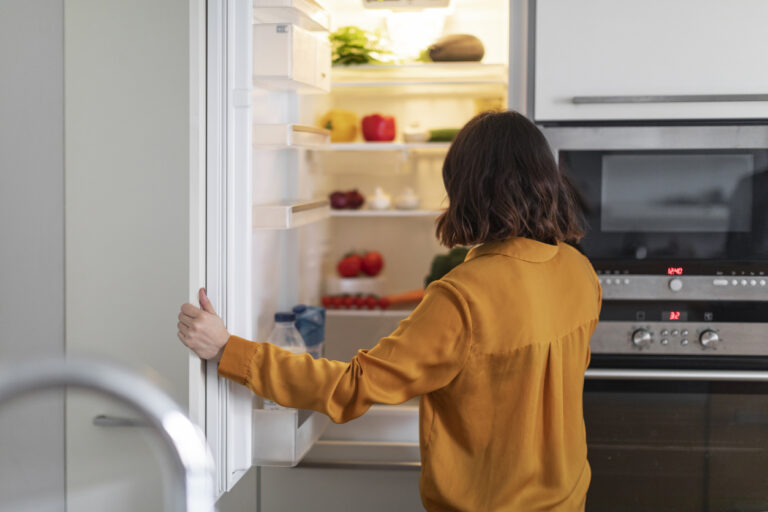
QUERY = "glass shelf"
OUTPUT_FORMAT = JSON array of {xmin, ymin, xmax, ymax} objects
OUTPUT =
[
  {"xmin": 326, "ymin": 309, "xmax": 413, "ymax": 319},
  {"xmin": 317, "ymin": 142, "xmax": 450, "ymax": 152},
  {"xmin": 330, "ymin": 62, "xmax": 508, "ymax": 95},
  {"xmin": 330, "ymin": 209, "xmax": 442, "ymax": 218}
]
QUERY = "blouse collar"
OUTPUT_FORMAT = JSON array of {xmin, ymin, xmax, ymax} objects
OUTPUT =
[{"xmin": 464, "ymin": 237, "xmax": 560, "ymax": 263}]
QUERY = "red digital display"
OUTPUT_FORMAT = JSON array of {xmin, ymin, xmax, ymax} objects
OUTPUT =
[
  {"xmin": 662, "ymin": 310, "xmax": 688, "ymax": 321},
  {"xmin": 667, "ymin": 267, "xmax": 684, "ymax": 275}
]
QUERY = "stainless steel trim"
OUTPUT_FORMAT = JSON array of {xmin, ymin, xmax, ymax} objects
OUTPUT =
[
  {"xmin": 93, "ymin": 414, "xmax": 148, "ymax": 427},
  {"xmin": 0, "ymin": 359, "xmax": 216, "ymax": 512},
  {"xmin": 508, "ymin": 0, "xmax": 534, "ymax": 117},
  {"xmin": 572, "ymin": 94, "xmax": 768, "ymax": 104},
  {"xmin": 542, "ymin": 125, "xmax": 768, "ymax": 152},
  {"xmin": 298, "ymin": 460, "xmax": 421, "ymax": 471},
  {"xmin": 590, "ymin": 322, "xmax": 768, "ymax": 356},
  {"xmin": 585, "ymin": 368, "xmax": 768, "ymax": 382},
  {"xmin": 598, "ymin": 275, "xmax": 768, "ymax": 302}
]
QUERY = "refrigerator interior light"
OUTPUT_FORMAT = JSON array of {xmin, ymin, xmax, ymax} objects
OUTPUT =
[
  {"xmin": 384, "ymin": 10, "xmax": 447, "ymax": 58},
  {"xmin": 362, "ymin": 0, "xmax": 450, "ymax": 11}
]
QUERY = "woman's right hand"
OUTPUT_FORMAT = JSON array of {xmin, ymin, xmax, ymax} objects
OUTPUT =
[{"xmin": 177, "ymin": 288, "xmax": 230, "ymax": 360}]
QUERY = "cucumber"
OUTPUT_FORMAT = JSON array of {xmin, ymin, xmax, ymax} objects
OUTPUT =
[{"xmin": 428, "ymin": 128, "xmax": 461, "ymax": 142}]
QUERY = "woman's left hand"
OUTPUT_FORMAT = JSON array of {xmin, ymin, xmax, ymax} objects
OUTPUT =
[{"xmin": 177, "ymin": 288, "xmax": 231, "ymax": 360}]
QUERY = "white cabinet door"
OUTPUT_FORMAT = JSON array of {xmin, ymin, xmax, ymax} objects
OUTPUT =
[
  {"xmin": 534, "ymin": 0, "xmax": 768, "ymax": 121},
  {"xmin": 64, "ymin": 1, "xmax": 194, "ymax": 510}
]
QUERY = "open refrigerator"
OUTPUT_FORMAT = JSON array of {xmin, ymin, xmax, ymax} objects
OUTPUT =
[{"xmin": 199, "ymin": 0, "xmax": 511, "ymax": 498}]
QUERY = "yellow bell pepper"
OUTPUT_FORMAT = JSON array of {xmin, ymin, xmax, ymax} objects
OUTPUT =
[{"xmin": 318, "ymin": 109, "xmax": 358, "ymax": 143}]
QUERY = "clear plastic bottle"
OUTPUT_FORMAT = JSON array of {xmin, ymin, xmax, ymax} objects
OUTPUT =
[{"xmin": 263, "ymin": 312, "xmax": 306, "ymax": 410}]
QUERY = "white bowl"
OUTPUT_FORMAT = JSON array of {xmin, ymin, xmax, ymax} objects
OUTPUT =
[{"xmin": 325, "ymin": 275, "xmax": 386, "ymax": 296}]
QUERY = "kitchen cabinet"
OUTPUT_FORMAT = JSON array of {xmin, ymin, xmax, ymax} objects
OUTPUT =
[{"xmin": 534, "ymin": 0, "xmax": 768, "ymax": 122}]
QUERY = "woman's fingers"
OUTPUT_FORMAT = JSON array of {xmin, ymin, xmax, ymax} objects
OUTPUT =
[
  {"xmin": 178, "ymin": 312, "xmax": 194, "ymax": 327},
  {"xmin": 181, "ymin": 303, "xmax": 201, "ymax": 317},
  {"xmin": 178, "ymin": 321, "xmax": 190, "ymax": 335}
]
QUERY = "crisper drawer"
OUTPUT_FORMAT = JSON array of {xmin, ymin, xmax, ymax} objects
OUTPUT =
[
  {"xmin": 534, "ymin": 0, "xmax": 768, "ymax": 121},
  {"xmin": 253, "ymin": 23, "xmax": 330, "ymax": 92}
]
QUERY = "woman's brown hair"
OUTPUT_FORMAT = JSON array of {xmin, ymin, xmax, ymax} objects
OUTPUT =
[{"xmin": 436, "ymin": 111, "xmax": 585, "ymax": 248}]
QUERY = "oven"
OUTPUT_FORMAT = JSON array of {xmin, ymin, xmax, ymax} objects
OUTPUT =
[{"xmin": 542, "ymin": 125, "xmax": 768, "ymax": 511}]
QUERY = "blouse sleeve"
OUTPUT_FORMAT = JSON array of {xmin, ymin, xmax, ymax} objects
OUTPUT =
[{"xmin": 217, "ymin": 280, "xmax": 472, "ymax": 424}]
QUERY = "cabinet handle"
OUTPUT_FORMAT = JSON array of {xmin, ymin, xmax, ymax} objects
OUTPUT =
[
  {"xmin": 585, "ymin": 368, "xmax": 768, "ymax": 382},
  {"xmin": 93, "ymin": 414, "xmax": 148, "ymax": 427},
  {"xmin": 572, "ymin": 94, "xmax": 768, "ymax": 104}
]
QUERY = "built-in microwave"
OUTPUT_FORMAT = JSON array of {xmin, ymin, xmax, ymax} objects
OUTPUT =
[{"xmin": 541, "ymin": 125, "xmax": 768, "ymax": 359}]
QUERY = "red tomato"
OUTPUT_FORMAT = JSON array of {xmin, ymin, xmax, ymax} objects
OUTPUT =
[
  {"xmin": 337, "ymin": 254, "xmax": 362, "ymax": 277},
  {"xmin": 365, "ymin": 296, "xmax": 378, "ymax": 309},
  {"xmin": 361, "ymin": 251, "xmax": 384, "ymax": 276},
  {"xmin": 342, "ymin": 296, "xmax": 355, "ymax": 309},
  {"xmin": 321, "ymin": 296, "xmax": 332, "ymax": 308},
  {"xmin": 353, "ymin": 295, "xmax": 366, "ymax": 308},
  {"xmin": 377, "ymin": 297, "xmax": 390, "ymax": 310},
  {"xmin": 330, "ymin": 296, "xmax": 343, "ymax": 308}
]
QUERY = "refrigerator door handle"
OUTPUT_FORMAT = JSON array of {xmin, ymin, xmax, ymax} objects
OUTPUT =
[{"xmin": 92, "ymin": 414, "xmax": 149, "ymax": 427}]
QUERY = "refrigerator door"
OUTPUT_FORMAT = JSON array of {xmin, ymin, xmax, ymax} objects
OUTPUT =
[{"xmin": 202, "ymin": 0, "xmax": 332, "ymax": 496}]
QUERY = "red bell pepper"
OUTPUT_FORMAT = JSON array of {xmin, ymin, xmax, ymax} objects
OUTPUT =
[{"xmin": 361, "ymin": 114, "xmax": 396, "ymax": 142}]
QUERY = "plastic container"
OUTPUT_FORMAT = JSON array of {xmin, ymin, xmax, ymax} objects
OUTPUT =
[
  {"xmin": 292, "ymin": 305, "xmax": 326, "ymax": 359},
  {"xmin": 264, "ymin": 312, "xmax": 307, "ymax": 410}
]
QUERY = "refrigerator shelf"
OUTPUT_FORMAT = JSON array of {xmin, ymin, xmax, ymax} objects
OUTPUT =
[
  {"xmin": 317, "ymin": 142, "xmax": 450, "ymax": 152},
  {"xmin": 253, "ymin": 0, "xmax": 330, "ymax": 32},
  {"xmin": 330, "ymin": 209, "xmax": 443, "ymax": 218},
  {"xmin": 253, "ymin": 124, "xmax": 330, "ymax": 149},
  {"xmin": 252, "ymin": 199, "xmax": 330, "ymax": 229},
  {"xmin": 252, "ymin": 408, "xmax": 331, "ymax": 467},
  {"xmin": 326, "ymin": 309, "xmax": 413, "ymax": 319},
  {"xmin": 331, "ymin": 62, "xmax": 508, "ymax": 89}
]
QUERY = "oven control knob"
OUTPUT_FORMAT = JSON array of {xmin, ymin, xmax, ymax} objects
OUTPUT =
[
  {"xmin": 668, "ymin": 278, "xmax": 684, "ymax": 292},
  {"xmin": 632, "ymin": 329, "xmax": 652, "ymax": 348},
  {"xmin": 699, "ymin": 330, "xmax": 720, "ymax": 348}
]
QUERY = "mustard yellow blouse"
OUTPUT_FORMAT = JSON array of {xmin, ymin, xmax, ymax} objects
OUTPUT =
[{"xmin": 218, "ymin": 237, "xmax": 601, "ymax": 511}]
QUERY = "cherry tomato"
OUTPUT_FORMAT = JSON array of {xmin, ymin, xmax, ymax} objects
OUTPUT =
[
  {"xmin": 330, "ymin": 296, "xmax": 343, "ymax": 308},
  {"xmin": 321, "ymin": 296, "xmax": 332, "ymax": 308},
  {"xmin": 353, "ymin": 295, "xmax": 366, "ymax": 309},
  {"xmin": 377, "ymin": 297, "xmax": 390, "ymax": 310},
  {"xmin": 365, "ymin": 296, "xmax": 378, "ymax": 310},
  {"xmin": 342, "ymin": 295, "xmax": 355, "ymax": 309}
]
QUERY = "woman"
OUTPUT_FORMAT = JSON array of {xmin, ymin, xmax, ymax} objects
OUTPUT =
[{"xmin": 178, "ymin": 111, "xmax": 601, "ymax": 511}]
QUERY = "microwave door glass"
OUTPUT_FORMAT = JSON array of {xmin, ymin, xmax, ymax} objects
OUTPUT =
[
  {"xmin": 561, "ymin": 149, "xmax": 768, "ymax": 262},
  {"xmin": 600, "ymin": 153, "xmax": 753, "ymax": 233}
]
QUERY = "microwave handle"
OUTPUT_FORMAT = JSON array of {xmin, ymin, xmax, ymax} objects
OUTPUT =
[
  {"xmin": 585, "ymin": 368, "xmax": 768, "ymax": 382},
  {"xmin": 572, "ymin": 94, "xmax": 768, "ymax": 104}
]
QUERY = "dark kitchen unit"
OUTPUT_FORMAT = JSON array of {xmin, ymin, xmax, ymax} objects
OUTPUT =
[{"xmin": 542, "ymin": 125, "xmax": 768, "ymax": 511}]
